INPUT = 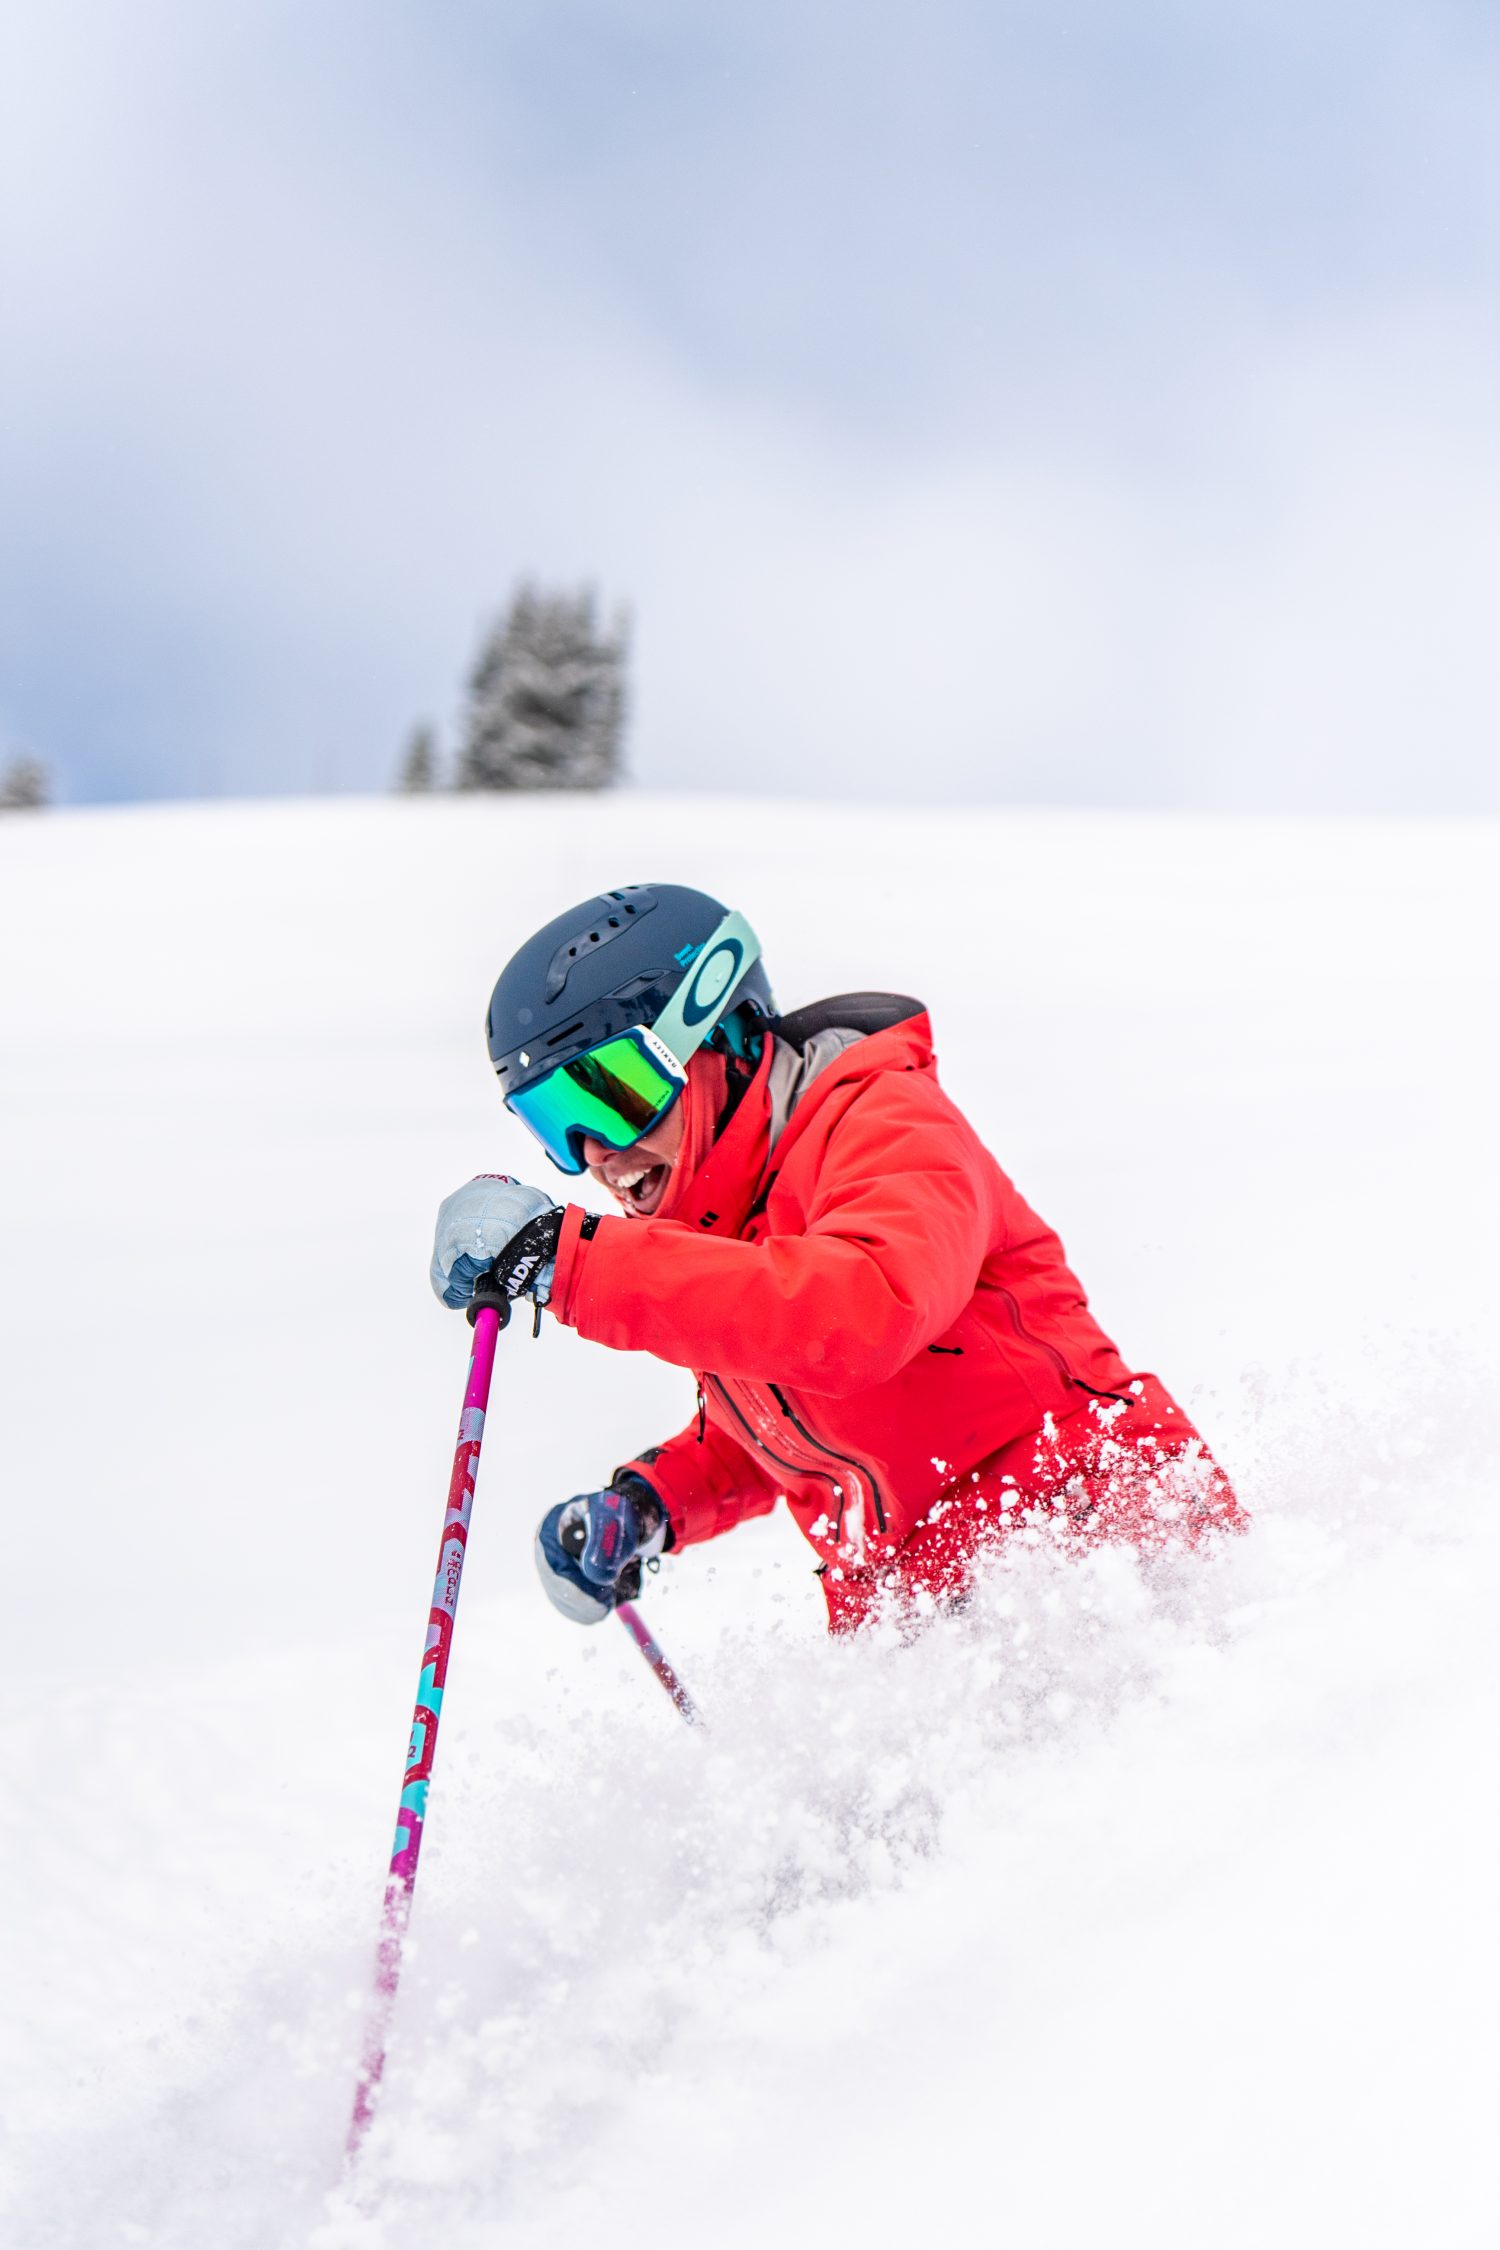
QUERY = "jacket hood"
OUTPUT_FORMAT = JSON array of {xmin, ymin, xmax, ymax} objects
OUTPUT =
[
  {"xmin": 765, "ymin": 993, "xmax": 928, "ymax": 1152},
  {"xmin": 772, "ymin": 991, "xmax": 927, "ymax": 1050}
]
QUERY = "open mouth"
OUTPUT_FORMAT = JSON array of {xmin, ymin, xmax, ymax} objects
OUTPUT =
[{"xmin": 609, "ymin": 1160, "xmax": 671, "ymax": 1217}]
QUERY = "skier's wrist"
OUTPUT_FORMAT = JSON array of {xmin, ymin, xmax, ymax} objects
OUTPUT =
[{"xmin": 613, "ymin": 1471, "xmax": 674, "ymax": 1552}]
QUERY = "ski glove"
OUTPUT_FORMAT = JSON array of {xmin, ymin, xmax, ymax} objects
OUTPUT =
[
  {"xmin": 429, "ymin": 1175, "xmax": 563, "ymax": 1312},
  {"xmin": 535, "ymin": 1479, "xmax": 670, "ymax": 1626}
]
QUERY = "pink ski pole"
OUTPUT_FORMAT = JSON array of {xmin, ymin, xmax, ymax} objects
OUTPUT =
[
  {"xmin": 616, "ymin": 1597, "xmax": 702, "ymax": 1727},
  {"xmin": 345, "ymin": 1297, "xmax": 503, "ymax": 2166}
]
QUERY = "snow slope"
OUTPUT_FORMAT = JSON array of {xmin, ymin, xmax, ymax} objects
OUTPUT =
[{"xmin": 1, "ymin": 794, "xmax": 1496, "ymax": 2249}]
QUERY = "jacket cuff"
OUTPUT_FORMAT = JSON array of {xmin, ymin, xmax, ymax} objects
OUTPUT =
[
  {"xmin": 612, "ymin": 1466, "xmax": 675, "ymax": 1550},
  {"xmin": 550, "ymin": 1202, "xmax": 593, "ymax": 1326},
  {"xmin": 615, "ymin": 1442, "xmax": 769, "ymax": 1550}
]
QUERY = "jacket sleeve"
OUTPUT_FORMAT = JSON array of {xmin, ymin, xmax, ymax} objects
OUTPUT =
[
  {"xmin": 618, "ymin": 1414, "xmax": 784, "ymax": 1550},
  {"xmin": 550, "ymin": 1072, "xmax": 996, "ymax": 1397}
]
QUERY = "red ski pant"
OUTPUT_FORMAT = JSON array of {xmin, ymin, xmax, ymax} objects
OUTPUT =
[{"xmin": 820, "ymin": 1373, "xmax": 1244, "ymax": 1634}]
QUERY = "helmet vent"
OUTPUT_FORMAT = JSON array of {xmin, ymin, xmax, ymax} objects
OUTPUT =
[{"xmin": 544, "ymin": 888, "xmax": 657, "ymax": 1001}]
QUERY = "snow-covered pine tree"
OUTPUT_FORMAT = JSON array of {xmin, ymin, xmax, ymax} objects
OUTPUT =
[
  {"xmin": 457, "ymin": 585, "xmax": 627, "ymax": 791},
  {"xmin": 0, "ymin": 755, "xmax": 50, "ymax": 811}
]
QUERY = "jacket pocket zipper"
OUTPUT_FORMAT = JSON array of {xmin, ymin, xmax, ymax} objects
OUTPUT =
[
  {"xmin": 766, "ymin": 1382, "xmax": 887, "ymax": 1536},
  {"xmin": 705, "ymin": 1375, "xmax": 869, "ymax": 1541},
  {"xmin": 996, "ymin": 1288, "xmax": 1130, "ymax": 1405}
]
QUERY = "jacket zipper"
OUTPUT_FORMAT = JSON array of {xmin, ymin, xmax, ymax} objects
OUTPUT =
[
  {"xmin": 766, "ymin": 1383, "xmax": 887, "ymax": 1535},
  {"xmin": 997, "ymin": 1288, "xmax": 1131, "ymax": 1405},
  {"xmin": 705, "ymin": 1374, "xmax": 873, "ymax": 1541}
]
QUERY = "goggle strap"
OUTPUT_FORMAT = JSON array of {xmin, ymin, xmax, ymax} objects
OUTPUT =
[{"xmin": 650, "ymin": 908, "xmax": 763, "ymax": 1069}]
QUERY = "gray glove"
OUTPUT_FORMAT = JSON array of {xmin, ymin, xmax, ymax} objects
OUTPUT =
[{"xmin": 429, "ymin": 1175, "xmax": 561, "ymax": 1311}]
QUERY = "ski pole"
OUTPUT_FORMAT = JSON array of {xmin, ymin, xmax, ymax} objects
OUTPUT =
[
  {"xmin": 345, "ymin": 1291, "xmax": 505, "ymax": 2167},
  {"xmin": 616, "ymin": 1597, "xmax": 703, "ymax": 1727}
]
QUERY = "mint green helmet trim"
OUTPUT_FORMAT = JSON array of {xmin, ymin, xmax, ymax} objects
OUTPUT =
[{"xmin": 650, "ymin": 907, "xmax": 764, "ymax": 1069}]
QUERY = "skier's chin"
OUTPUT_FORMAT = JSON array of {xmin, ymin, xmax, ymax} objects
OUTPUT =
[{"xmin": 612, "ymin": 1163, "xmax": 672, "ymax": 1219}]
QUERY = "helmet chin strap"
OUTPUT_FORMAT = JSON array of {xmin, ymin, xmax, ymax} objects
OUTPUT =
[{"xmin": 710, "ymin": 1007, "xmax": 763, "ymax": 1063}]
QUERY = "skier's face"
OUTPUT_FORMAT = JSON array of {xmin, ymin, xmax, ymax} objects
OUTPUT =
[{"xmin": 580, "ymin": 1096, "xmax": 687, "ymax": 1219}]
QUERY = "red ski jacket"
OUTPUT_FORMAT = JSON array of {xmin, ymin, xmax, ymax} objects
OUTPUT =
[{"xmin": 548, "ymin": 996, "xmax": 1144, "ymax": 1574}]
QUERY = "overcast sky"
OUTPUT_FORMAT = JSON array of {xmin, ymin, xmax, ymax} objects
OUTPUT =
[{"xmin": 2, "ymin": 0, "xmax": 1497, "ymax": 811}]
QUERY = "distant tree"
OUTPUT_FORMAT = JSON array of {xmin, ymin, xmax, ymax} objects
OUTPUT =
[
  {"xmin": 0, "ymin": 755, "xmax": 50, "ymax": 811},
  {"xmin": 457, "ymin": 584, "xmax": 628, "ymax": 792},
  {"xmin": 396, "ymin": 723, "xmax": 438, "ymax": 792}
]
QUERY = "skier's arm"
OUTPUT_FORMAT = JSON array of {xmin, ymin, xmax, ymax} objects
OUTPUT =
[
  {"xmin": 616, "ymin": 1414, "xmax": 784, "ymax": 1550},
  {"xmin": 550, "ymin": 1078, "xmax": 994, "ymax": 1396}
]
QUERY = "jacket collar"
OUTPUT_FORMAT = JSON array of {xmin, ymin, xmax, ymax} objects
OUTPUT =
[{"xmin": 665, "ymin": 1007, "xmax": 936, "ymax": 1239}]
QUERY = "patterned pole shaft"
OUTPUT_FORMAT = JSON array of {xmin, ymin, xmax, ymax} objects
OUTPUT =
[
  {"xmin": 345, "ymin": 1303, "xmax": 502, "ymax": 2166},
  {"xmin": 615, "ymin": 1598, "xmax": 703, "ymax": 1728}
]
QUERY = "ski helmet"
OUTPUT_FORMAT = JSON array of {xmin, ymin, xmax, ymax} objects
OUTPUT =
[{"xmin": 487, "ymin": 884, "xmax": 774, "ymax": 1170}]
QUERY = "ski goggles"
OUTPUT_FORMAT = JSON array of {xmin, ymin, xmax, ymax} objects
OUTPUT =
[
  {"xmin": 506, "ymin": 1025, "xmax": 688, "ymax": 1174},
  {"xmin": 505, "ymin": 907, "xmax": 762, "ymax": 1174}
]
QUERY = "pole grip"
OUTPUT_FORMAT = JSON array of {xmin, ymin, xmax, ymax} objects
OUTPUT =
[{"xmin": 466, "ymin": 1269, "xmax": 512, "ymax": 1329}]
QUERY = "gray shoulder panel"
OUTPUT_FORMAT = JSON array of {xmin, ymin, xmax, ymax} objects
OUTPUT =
[{"xmin": 765, "ymin": 1026, "xmax": 865, "ymax": 1153}]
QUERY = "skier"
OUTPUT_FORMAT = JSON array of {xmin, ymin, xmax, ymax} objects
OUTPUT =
[{"xmin": 430, "ymin": 885, "xmax": 1242, "ymax": 1633}]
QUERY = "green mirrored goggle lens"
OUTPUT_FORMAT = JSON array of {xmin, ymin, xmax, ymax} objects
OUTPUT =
[{"xmin": 507, "ymin": 1031, "xmax": 685, "ymax": 1173}]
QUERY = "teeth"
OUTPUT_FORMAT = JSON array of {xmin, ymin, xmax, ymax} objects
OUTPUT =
[{"xmin": 615, "ymin": 1165, "xmax": 651, "ymax": 1190}]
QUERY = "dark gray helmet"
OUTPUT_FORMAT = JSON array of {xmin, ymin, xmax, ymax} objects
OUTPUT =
[{"xmin": 486, "ymin": 884, "xmax": 775, "ymax": 1100}]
